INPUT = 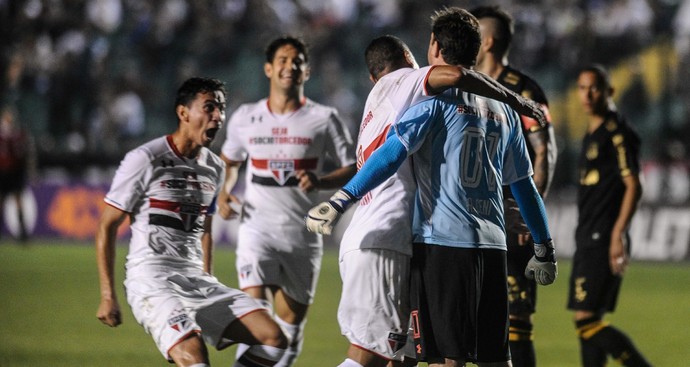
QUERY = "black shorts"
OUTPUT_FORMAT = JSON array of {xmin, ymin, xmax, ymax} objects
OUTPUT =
[
  {"xmin": 567, "ymin": 245, "xmax": 622, "ymax": 313},
  {"xmin": 506, "ymin": 235, "xmax": 537, "ymax": 316},
  {"xmin": 410, "ymin": 243, "xmax": 509, "ymax": 363},
  {"xmin": 0, "ymin": 170, "xmax": 26, "ymax": 195}
]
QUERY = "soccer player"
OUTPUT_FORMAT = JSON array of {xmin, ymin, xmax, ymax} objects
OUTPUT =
[
  {"xmin": 331, "ymin": 34, "xmax": 549, "ymax": 367},
  {"xmin": 569, "ymin": 65, "xmax": 651, "ymax": 367},
  {"xmin": 307, "ymin": 7, "xmax": 557, "ymax": 367},
  {"xmin": 217, "ymin": 36, "xmax": 356, "ymax": 367},
  {"xmin": 95, "ymin": 77, "xmax": 288, "ymax": 367},
  {"xmin": 470, "ymin": 6, "xmax": 557, "ymax": 366}
]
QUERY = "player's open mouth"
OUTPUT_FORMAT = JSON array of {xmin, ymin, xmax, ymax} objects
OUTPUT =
[{"xmin": 205, "ymin": 128, "xmax": 219, "ymax": 140}]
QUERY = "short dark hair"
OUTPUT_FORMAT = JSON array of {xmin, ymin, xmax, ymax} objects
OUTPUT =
[
  {"xmin": 265, "ymin": 36, "xmax": 309, "ymax": 64},
  {"xmin": 175, "ymin": 77, "xmax": 226, "ymax": 109},
  {"xmin": 470, "ymin": 5, "xmax": 514, "ymax": 58},
  {"xmin": 430, "ymin": 7, "xmax": 481, "ymax": 66},
  {"xmin": 579, "ymin": 64, "xmax": 611, "ymax": 89},
  {"xmin": 364, "ymin": 35, "xmax": 410, "ymax": 80}
]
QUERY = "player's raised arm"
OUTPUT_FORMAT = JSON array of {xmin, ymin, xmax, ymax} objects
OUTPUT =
[{"xmin": 96, "ymin": 205, "xmax": 128, "ymax": 327}]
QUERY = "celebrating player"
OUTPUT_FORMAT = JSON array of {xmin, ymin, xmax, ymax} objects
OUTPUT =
[
  {"xmin": 568, "ymin": 64, "xmax": 651, "ymax": 367},
  {"xmin": 308, "ymin": 7, "xmax": 556, "ymax": 367},
  {"xmin": 332, "ymin": 33, "xmax": 549, "ymax": 367},
  {"xmin": 96, "ymin": 77, "xmax": 288, "ymax": 367},
  {"xmin": 470, "ymin": 6, "xmax": 558, "ymax": 366},
  {"xmin": 217, "ymin": 36, "xmax": 356, "ymax": 367}
]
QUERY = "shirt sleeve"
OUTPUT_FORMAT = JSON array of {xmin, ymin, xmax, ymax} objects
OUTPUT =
[
  {"xmin": 324, "ymin": 110, "xmax": 356, "ymax": 167},
  {"xmin": 220, "ymin": 107, "xmax": 248, "ymax": 162},
  {"xmin": 104, "ymin": 148, "xmax": 150, "ymax": 212}
]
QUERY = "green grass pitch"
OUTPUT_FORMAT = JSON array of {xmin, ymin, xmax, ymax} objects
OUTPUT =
[{"xmin": 1, "ymin": 241, "xmax": 688, "ymax": 366}]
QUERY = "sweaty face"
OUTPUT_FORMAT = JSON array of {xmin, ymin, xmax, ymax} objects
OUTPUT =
[
  {"xmin": 185, "ymin": 90, "xmax": 226, "ymax": 147},
  {"xmin": 265, "ymin": 44, "xmax": 309, "ymax": 90},
  {"xmin": 577, "ymin": 71, "xmax": 609, "ymax": 115}
]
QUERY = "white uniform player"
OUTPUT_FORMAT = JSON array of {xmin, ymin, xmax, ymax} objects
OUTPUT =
[
  {"xmin": 97, "ymin": 78, "xmax": 287, "ymax": 367},
  {"xmin": 338, "ymin": 65, "xmax": 435, "ymax": 361},
  {"xmin": 105, "ymin": 136, "xmax": 266, "ymax": 359},
  {"xmin": 221, "ymin": 98, "xmax": 355, "ymax": 305}
]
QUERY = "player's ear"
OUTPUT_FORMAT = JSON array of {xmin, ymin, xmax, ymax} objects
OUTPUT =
[
  {"xmin": 303, "ymin": 65, "xmax": 311, "ymax": 81},
  {"xmin": 369, "ymin": 74, "xmax": 377, "ymax": 84},
  {"xmin": 264, "ymin": 62, "xmax": 272, "ymax": 78},
  {"xmin": 176, "ymin": 104, "xmax": 188, "ymax": 122}
]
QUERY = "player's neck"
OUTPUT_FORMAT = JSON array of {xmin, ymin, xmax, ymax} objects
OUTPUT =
[
  {"xmin": 170, "ymin": 132, "xmax": 201, "ymax": 159},
  {"xmin": 587, "ymin": 114, "xmax": 606, "ymax": 134},
  {"xmin": 475, "ymin": 57, "xmax": 505, "ymax": 80},
  {"xmin": 268, "ymin": 89, "xmax": 305, "ymax": 115}
]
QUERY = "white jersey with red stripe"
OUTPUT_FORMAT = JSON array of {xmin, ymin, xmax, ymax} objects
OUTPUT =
[
  {"xmin": 104, "ymin": 135, "xmax": 225, "ymax": 277},
  {"xmin": 221, "ymin": 98, "xmax": 355, "ymax": 246},
  {"xmin": 340, "ymin": 66, "xmax": 434, "ymax": 259}
]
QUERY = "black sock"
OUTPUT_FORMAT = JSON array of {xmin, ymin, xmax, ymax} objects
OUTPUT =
[
  {"xmin": 576, "ymin": 317, "xmax": 652, "ymax": 367},
  {"xmin": 509, "ymin": 319, "xmax": 535, "ymax": 367}
]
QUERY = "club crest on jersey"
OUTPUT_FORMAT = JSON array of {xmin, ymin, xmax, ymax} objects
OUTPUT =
[
  {"xmin": 179, "ymin": 202, "xmax": 202, "ymax": 232},
  {"xmin": 388, "ymin": 332, "xmax": 407, "ymax": 353},
  {"xmin": 239, "ymin": 264, "xmax": 252, "ymax": 280},
  {"xmin": 269, "ymin": 160, "xmax": 295, "ymax": 185},
  {"xmin": 168, "ymin": 313, "xmax": 192, "ymax": 332}
]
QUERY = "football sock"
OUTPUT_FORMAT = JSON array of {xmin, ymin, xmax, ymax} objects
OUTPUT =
[
  {"xmin": 273, "ymin": 316, "xmax": 306, "ymax": 367},
  {"xmin": 509, "ymin": 319, "xmax": 535, "ymax": 367},
  {"xmin": 579, "ymin": 335, "xmax": 607, "ymax": 367},
  {"xmin": 576, "ymin": 317, "xmax": 652, "ymax": 366},
  {"xmin": 188, "ymin": 364, "xmax": 210, "ymax": 367},
  {"xmin": 337, "ymin": 358, "xmax": 365, "ymax": 367}
]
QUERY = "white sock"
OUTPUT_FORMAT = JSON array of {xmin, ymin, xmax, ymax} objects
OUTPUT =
[
  {"xmin": 188, "ymin": 364, "xmax": 210, "ymax": 367},
  {"xmin": 273, "ymin": 316, "xmax": 306, "ymax": 367},
  {"xmin": 337, "ymin": 358, "xmax": 365, "ymax": 367}
]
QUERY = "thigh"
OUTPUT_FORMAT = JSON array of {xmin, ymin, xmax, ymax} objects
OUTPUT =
[
  {"xmin": 475, "ymin": 249, "xmax": 510, "ymax": 364},
  {"xmin": 506, "ymin": 242, "xmax": 537, "ymax": 316},
  {"xmin": 236, "ymin": 225, "xmax": 322, "ymax": 305},
  {"xmin": 567, "ymin": 246, "xmax": 622, "ymax": 313},
  {"xmin": 410, "ymin": 244, "xmax": 478, "ymax": 362},
  {"xmin": 338, "ymin": 249, "xmax": 411, "ymax": 360},
  {"xmin": 125, "ymin": 276, "xmax": 201, "ymax": 361}
]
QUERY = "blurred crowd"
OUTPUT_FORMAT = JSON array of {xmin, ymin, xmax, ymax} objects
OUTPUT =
[{"xmin": 1, "ymin": 0, "xmax": 689, "ymax": 195}]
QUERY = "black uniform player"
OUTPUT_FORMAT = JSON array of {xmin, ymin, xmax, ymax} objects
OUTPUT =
[
  {"xmin": 569, "ymin": 64, "xmax": 651, "ymax": 367},
  {"xmin": 471, "ymin": 6, "xmax": 557, "ymax": 367}
]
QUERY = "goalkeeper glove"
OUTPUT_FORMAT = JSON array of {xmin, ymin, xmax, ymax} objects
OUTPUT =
[
  {"xmin": 525, "ymin": 239, "xmax": 558, "ymax": 285},
  {"xmin": 305, "ymin": 190, "xmax": 355, "ymax": 235}
]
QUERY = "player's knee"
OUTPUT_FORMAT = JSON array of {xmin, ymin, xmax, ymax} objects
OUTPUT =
[{"xmin": 169, "ymin": 334, "xmax": 209, "ymax": 365}]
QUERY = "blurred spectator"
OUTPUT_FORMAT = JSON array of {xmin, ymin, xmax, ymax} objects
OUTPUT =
[{"xmin": 0, "ymin": 104, "xmax": 35, "ymax": 242}]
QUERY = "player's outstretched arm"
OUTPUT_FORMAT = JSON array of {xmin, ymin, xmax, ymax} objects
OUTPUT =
[
  {"xmin": 426, "ymin": 66, "xmax": 546, "ymax": 126},
  {"xmin": 509, "ymin": 177, "xmax": 557, "ymax": 285},
  {"xmin": 96, "ymin": 205, "xmax": 128, "ymax": 327}
]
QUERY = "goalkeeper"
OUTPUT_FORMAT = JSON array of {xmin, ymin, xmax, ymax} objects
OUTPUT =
[{"xmin": 306, "ymin": 28, "xmax": 556, "ymax": 364}]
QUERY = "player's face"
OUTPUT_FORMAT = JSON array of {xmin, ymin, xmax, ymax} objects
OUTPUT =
[
  {"xmin": 264, "ymin": 45, "xmax": 309, "ymax": 91},
  {"xmin": 184, "ymin": 90, "xmax": 226, "ymax": 147},
  {"xmin": 577, "ymin": 71, "xmax": 609, "ymax": 115}
]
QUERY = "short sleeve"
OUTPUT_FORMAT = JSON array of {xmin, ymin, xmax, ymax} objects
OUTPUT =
[{"xmin": 104, "ymin": 148, "xmax": 151, "ymax": 212}]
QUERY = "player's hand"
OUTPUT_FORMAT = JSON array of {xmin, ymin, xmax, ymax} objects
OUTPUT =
[
  {"xmin": 97, "ymin": 298, "xmax": 122, "ymax": 327},
  {"xmin": 525, "ymin": 239, "xmax": 557, "ymax": 285},
  {"xmin": 295, "ymin": 170, "xmax": 320, "ymax": 193},
  {"xmin": 218, "ymin": 193, "xmax": 242, "ymax": 220},
  {"xmin": 306, "ymin": 190, "xmax": 355, "ymax": 235},
  {"xmin": 609, "ymin": 230, "xmax": 628, "ymax": 275}
]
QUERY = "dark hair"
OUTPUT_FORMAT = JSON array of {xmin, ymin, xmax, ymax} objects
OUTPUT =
[
  {"xmin": 265, "ymin": 36, "xmax": 309, "ymax": 64},
  {"xmin": 579, "ymin": 64, "xmax": 611, "ymax": 89},
  {"xmin": 175, "ymin": 77, "xmax": 226, "ymax": 109},
  {"xmin": 364, "ymin": 35, "xmax": 411, "ymax": 80},
  {"xmin": 430, "ymin": 7, "xmax": 481, "ymax": 66},
  {"xmin": 470, "ymin": 5, "xmax": 514, "ymax": 58}
]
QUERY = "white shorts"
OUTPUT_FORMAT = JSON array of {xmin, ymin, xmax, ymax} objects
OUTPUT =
[
  {"xmin": 236, "ymin": 225, "xmax": 323, "ymax": 305},
  {"xmin": 338, "ymin": 249, "xmax": 410, "ymax": 360},
  {"xmin": 125, "ymin": 271, "xmax": 267, "ymax": 360}
]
